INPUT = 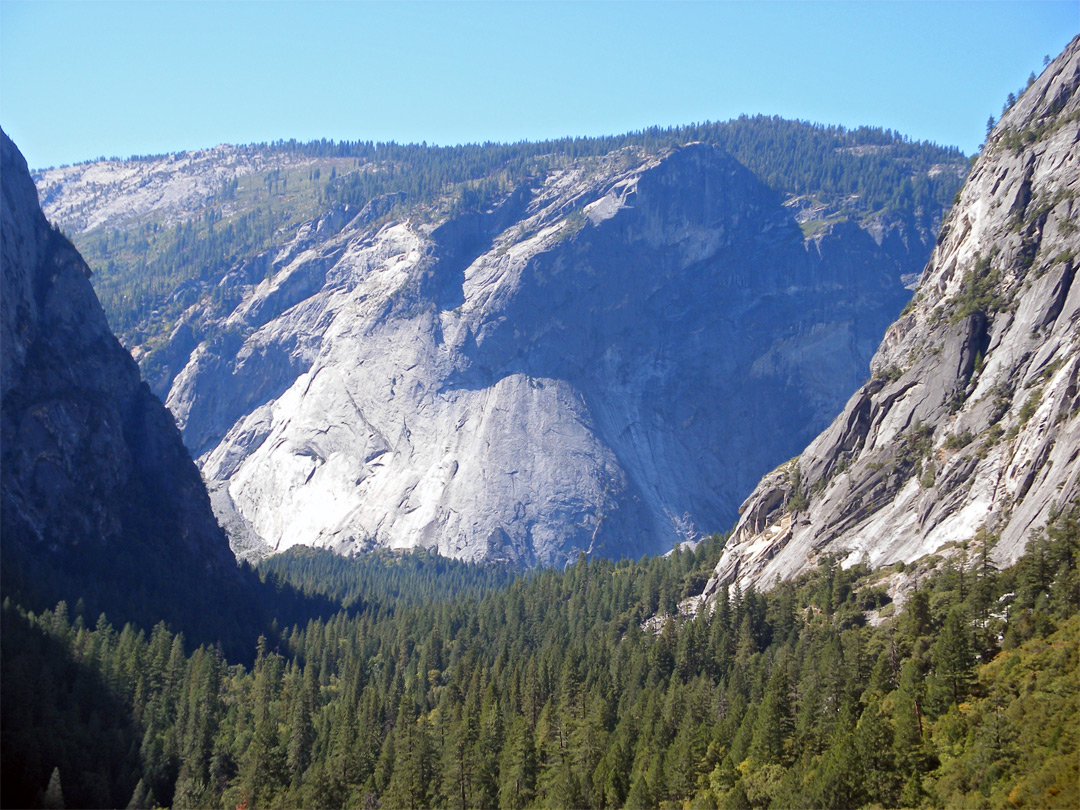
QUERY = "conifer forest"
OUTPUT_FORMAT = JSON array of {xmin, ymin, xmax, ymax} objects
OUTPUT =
[{"xmin": 2, "ymin": 509, "xmax": 1076, "ymax": 809}]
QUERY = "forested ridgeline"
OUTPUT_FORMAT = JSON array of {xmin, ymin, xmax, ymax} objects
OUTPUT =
[
  {"xmin": 258, "ymin": 547, "xmax": 523, "ymax": 615},
  {"xmin": 312, "ymin": 115, "xmax": 966, "ymax": 222},
  {"xmin": 2, "ymin": 511, "xmax": 1076, "ymax": 810},
  {"xmin": 62, "ymin": 116, "xmax": 966, "ymax": 353}
]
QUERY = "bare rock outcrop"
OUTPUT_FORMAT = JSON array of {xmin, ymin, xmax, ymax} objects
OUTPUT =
[
  {"xmin": 152, "ymin": 144, "xmax": 927, "ymax": 565},
  {"xmin": 705, "ymin": 38, "xmax": 1080, "ymax": 597}
]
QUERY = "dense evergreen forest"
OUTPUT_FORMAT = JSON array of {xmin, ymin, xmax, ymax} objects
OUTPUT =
[
  {"xmin": 64, "ymin": 115, "xmax": 966, "ymax": 354},
  {"xmin": 3, "ymin": 507, "xmax": 1075, "ymax": 810}
]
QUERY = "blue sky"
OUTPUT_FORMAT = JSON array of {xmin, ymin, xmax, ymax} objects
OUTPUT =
[{"xmin": 2, "ymin": 1, "xmax": 1076, "ymax": 169}]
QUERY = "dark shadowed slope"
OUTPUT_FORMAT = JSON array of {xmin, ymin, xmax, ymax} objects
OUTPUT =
[{"xmin": 1, "ymin": 129, "xmax": 284, "ymax": 655}]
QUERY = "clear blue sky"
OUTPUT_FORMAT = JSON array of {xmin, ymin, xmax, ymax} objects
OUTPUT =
[{"xmin": 2, "ymin": 1, "xmax": 1076, "ymax": 169}]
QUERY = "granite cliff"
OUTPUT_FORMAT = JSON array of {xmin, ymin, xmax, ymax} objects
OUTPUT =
[
  {"xmin": 167, "ymin": 146, "xmax": 934, "ymax": 565},
  {"xmin": 36, "ymin": 127, "xmax": 964, "ymax": 566},
  {"xmin": 1, "ymin": 129, "xmax": 259, "ymax": 644},
  {"xmin": 705, "ymin": 38, "xmax": 1080, "ymax": 598}
]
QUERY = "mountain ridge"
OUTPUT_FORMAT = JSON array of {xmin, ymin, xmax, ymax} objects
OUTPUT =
[
  {"xmin": 181, "ymin": 142, "xmax": 941, "ymax": 564},
  {"xmin": 35, "ymin": 117, "xmax": 965, "ymax": 368},
  {"xmin": 35, "ymin": 120, "xmax": 967, "ymax": 566},
  {"xmin": 703, "ymin": 36, "xmax": 1080, "ymax": 601}
]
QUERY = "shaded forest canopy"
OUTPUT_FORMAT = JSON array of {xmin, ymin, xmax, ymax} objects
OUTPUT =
[{"xmin": 2, "ymin": 508, "xmax": 1075, "ymax": 810}]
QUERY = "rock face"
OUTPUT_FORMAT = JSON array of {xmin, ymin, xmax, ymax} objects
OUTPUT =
[
  {"xmin": 141, "ymin": 143, "xmax": 930, "ymax": 566},
  {"xmin": 705, "ymin": 39, "xmax": 1080, "ymax": 596},
  {"xmin": 0, "ymin": 130, "xmax": 244, "ymax": 632}
]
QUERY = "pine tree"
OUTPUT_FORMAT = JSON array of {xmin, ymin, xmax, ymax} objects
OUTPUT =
[
  {"xmin": 126, "ymin": 777, "xmax": 159, "ymax": 810},
  {"xmin": 749, "ymin": 660, "xmax": 793, "ymax": 764},
  {"xmin": 813, "ymin": 714, "xmax": 864, "ymax": 810},
  {"xmin": 43, "ymin": 767, "xmax": 64, "ymax": 810},
  {"xmin": 854, "ymin": 700, "xmax": 900, "ymax": 805},
  {"xmin": 893, "ymin": 660, "xmax": 929, "ymax": 776},
  {"xmin": 498, "ymin": 715, "xmax": 537, "ymax": 810},
  {"xmin": 383, "ymin": 697, "xmax": 433, "ymax": 810},
  {"xmin": 930, "ymin": 606, "xmax": 974, "ymax": 708},
  {"xmin": 287, "ymin": 663, "xmax": 317, "ymax": 781}
]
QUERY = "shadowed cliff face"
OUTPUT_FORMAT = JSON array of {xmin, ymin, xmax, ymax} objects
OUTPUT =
[
  {"xmin": 0, "ymin": 130, "xmax": 251, "ymax": 642},
  {"xmin": 144, "ymin": 142, "xmax": 929, "ymax": 566},
  {"xmin": 705, "ymin": 37, "xmax": 1080, "ymax": 599}
]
